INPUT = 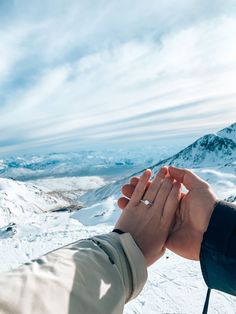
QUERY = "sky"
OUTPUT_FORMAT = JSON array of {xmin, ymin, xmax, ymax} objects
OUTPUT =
[{"xmin": 0, "ymin": 0, "xmax": 236, "ymax": 156}]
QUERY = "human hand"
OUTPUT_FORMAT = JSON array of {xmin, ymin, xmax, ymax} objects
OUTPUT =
[
  {"xmin": 165, "ymin": 166, "xmax": 217, "ymax": 260},
  {"xmin": 119, "ymin": 166, "xmax": 217, "ymax": 261},
  {"xmin": 115, "ymin": 168, "xmax": 181, "ymax": 266}
]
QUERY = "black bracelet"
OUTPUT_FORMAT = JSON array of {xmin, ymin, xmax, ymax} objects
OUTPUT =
[{"xmin": 112, "ymin": 229, "xmax": 125, "ymax": 235}]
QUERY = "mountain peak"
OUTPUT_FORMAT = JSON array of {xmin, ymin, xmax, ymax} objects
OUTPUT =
[
  {"xmin": 158, "ymin": 133, "xmax": 236, "ymax": 168},
  {"xmin": 217, "ymin": 122, "xmax": 236, "ymax": 142}
]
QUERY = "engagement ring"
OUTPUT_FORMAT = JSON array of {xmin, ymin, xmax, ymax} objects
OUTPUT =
[{"xmin": 140, "ymin": 199, "xmax": 153, "ymax": 206}]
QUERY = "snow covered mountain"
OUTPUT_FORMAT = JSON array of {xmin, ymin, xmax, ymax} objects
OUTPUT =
[
  {"xmin": 149, "ymin": 122, "xmax": 236, "ymax": 170},
  {"xmin": 217, "ymin": 122, "xmax": 236, "ymax": 142},
  {"xmin": 158, "ymin": 134, "xmax": 236, "ymax": 168},
  {"xmin": 0, "ymin": 178, "xmax": 69, "ymax": 227},
  {"xmin": 80, "ymin": 123, "xmax": 236, "ymax": 207}
]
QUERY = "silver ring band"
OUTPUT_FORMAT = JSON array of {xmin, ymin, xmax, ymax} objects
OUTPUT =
[
  {"xmin": 140, "ymin": 199, "xmax": 153, "ymax": 206},
  {"xmin": 123, "ymin": 196, "xmax": 153, "ymax": 207}
]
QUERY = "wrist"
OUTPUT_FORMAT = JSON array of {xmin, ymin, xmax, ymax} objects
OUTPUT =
[{"xmin": 201, "ymin": 199, "xmax": 218, "ymax": 234}]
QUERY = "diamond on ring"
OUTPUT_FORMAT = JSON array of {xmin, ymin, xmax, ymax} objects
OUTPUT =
[{"xmin": 140, "ymin": 199, "xmax": 153, "ymax": 206}]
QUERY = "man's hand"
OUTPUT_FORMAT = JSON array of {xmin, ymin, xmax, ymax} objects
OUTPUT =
[
  {"xmin": 116, "ymin": 167, "xmax": 181, "ymax": 266},
  {"xmin": 119, "ymin": 166, "xmax": 217, "ymax": 261},
  {"xmin": 166, "ymin": 166, "xmax": 217, "ymax": 260}
]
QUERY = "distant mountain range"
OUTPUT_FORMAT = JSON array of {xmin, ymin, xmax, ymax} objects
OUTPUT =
[
  {"xmin": 81, "ymin": 122, "xmax": 236, "ymax": 205},
  {"xmin": 0, "ymin": 146, "xmax": 173, "ymax": 181}
]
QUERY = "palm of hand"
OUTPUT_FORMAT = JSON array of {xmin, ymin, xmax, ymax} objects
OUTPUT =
[{"xmin": 166, "ymin": 188, "xmax": 216, "ymax": 260}]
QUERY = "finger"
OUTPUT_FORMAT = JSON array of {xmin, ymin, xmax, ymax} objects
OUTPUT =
[
  {"xmin": 169, "ymin": 166, "xmax": 209, "ymax": 190},
  {"xmin": 162, "ymin": 181, "xmax": 181, "ymax": 227},
  {"xmin": 117, "ymin": 197, "xmax": 129, "ymax": 209},
  {"xmin": 142, "ymin": 167, "xmax": 168, "ymax": 203},
  {"xmin": 130, "ymin": 176, "xmax": 153, "ymax": 190},
  {"xmin": 128, "ymin": 169, "xmax": 152, "ymax": 206},
  {"xmin": 152, "ymin": 177, "xmax": 174, "ymax": 215},
  {"xmin": 121, "ymin": 184, "xmax": 136, "ymax": 198},
  {"xmin": 122, "ymin": 181, "xmax": 152, "ymax": 199},
  {"xmin": 120, "ymin": 177, "xmax": 139, "ymax": 199},
  {"xmin": 121, "ymin": 177, "xmax": 139, "ymax": 200},
  {"xmin": 130, "ymin": 177, "xmax": 139, "ymax": 186}
]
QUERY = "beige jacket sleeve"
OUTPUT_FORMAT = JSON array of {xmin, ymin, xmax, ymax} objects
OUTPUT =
[{"xmin": 0, "ymin": 232, "xmax": 147, "ymax": 314}]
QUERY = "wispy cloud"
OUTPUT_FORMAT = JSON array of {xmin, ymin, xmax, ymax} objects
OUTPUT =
[{"xmin": 0, "ymin": 0, "xmax": 236, "ymax": 155}]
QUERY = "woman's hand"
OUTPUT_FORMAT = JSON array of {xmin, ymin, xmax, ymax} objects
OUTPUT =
[{"xmin": 115, "ymin": 168, "xmax": 181, "ymax": 266}]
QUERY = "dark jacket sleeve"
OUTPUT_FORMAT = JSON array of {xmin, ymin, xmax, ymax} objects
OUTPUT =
[{"xmin": 200, "ymin": 201, "xmax": 236, "ymax": 296}]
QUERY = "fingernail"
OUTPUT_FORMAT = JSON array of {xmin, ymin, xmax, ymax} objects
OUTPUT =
[
  {"xmin": 161, "ymin": 166, "xmax": 168, "ymax": 174},
  {"xmin": 145, "ymin": 169, "xmax": 151, "ymax": 176}
]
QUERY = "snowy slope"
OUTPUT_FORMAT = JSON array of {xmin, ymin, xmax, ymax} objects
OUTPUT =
[
  {"xmin": 0, "ymin": 178, "xmax": 69, "ymax": 227},
  {"xmin": 72, "ymin": 196, "xmax": 120, "ymax": 226},
  {"xmin": 162, "ymin": 134, "xmax": 236, "ymax": 168},
  {"xmin": 217, "ymin": 122, "xmax": 236, "ymax": 142},
  {"xmin": 29, "ymin": 176, "xmax": 107, "ymax": 205}
]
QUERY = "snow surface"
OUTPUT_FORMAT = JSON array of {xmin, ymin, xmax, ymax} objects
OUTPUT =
[
  {"xmin": 0, "ymin": 123, "xmax": 236, "ymax": 313},
  {"xmin": 0, "ymin": 178, "xmax": 69, "ymax": 227},
  {"xmin": 30, "ymin": 176, "xmax": 107, "ymax": 193}
]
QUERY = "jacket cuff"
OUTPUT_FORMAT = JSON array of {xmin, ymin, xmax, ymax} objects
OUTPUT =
[
  {"xmin": 201, "ymin": 201, "xmax": 236, "ymax": 254},
  {"xmin": 200, "ymin": 201, "xmax": 236, "ymax": 290},
  {"xmin": 119, "ymin": 233, "xmax": 148, "ymax": 300},
  {"xmin": 94, "ymin": 232, "xmax": 147, "ymax": 302}
]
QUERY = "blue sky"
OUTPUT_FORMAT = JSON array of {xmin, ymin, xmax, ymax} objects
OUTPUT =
[{"xmin": 0, "ymin": 0, "xmax": 236, "ymax": 156}]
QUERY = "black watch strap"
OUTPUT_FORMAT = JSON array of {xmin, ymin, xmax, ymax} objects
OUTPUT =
[{"xmin": 112, "ymin": 229, "xmax": 125, "ymax": 235}]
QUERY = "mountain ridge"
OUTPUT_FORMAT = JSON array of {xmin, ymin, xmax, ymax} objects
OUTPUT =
[{"xmin": 80, "ymin": 122, "xmax": 236, "ymax": 205}]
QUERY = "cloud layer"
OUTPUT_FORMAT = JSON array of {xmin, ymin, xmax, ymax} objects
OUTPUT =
[{"xmin": 0, "ymin": 0, "xmax": 236, "ymax": 155}]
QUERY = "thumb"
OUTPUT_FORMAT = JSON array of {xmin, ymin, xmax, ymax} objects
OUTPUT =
[{"xmin": 169, "ymin": 166, "xmax": 209, "ymax": 191}]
